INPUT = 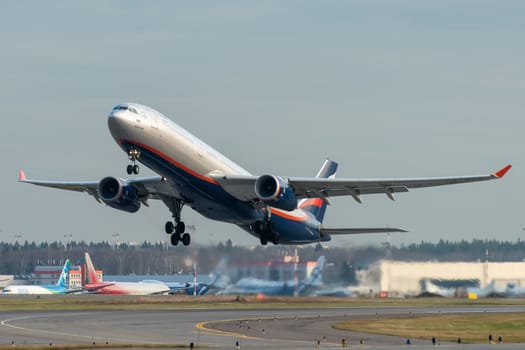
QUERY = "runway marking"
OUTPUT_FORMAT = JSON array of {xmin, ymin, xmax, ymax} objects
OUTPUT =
[
  {"xmin": 0, "ymin": 313, "xmax": 154, "ymax": 344},
  {"xmin": 195, "ymin": 316, "xmax": 340, "ymax": 346},
  {"xmin": 195, "ymin": 320, "xmax": 257, "ymax": 339},
  {"xmin": 1, "ymin": 315, "xmax": 93, "ymax": 339}
]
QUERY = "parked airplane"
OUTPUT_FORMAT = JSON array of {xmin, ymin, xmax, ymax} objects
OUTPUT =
[
  {"xmin": 505, "ymin": 283, "xmax": 525, "ymax": 298},
  {"xmin": 421, "ymin": 279, "xmax": 457, "ymax": 298},
  {"xmin": 464, "ymin": 280, "xmax": 505, "ymax": 298},
  {"xmin": 142, "ymin": 258, "xmax": 228, "ymax": 295},
  {"xmin": 83, "ymin": 252, "xmax": 170, "ymax": 295},
  {"xmin": 19, "ymin": 103, "xmax": 511, "ymax": 246},
  {"xmin": 2, "ymin": 259, "xmax": 73, "ymax": 295},
  {"xmin": 142, "ymin": 280, "xmax": 210, "ymax": 296},
  {"xmin": 218, "ymin": 256, "xmax": 325, "ymax": 296}
]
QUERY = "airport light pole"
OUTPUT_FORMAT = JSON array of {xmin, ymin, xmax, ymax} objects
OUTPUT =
[
  {"xmin": 14, "ymin": 234, "xmax": 22, "ymax": 251},
  {"xmin": 112, "ymin": 233, "xmax": 120, "ymax": 250},
  {"xmin": 63, "ymin": 233, "xmax": 72, "ymax": 252}
]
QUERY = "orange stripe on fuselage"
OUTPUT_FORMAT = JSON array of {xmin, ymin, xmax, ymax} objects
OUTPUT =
[
  {"xmin": 299, "ymin": 198, "xmax": 323, "ymax": 209},
  {"xmin": 120, "ymin": 139, "xmax": 218, "ymax": 185},
  {"xmin": 270, "ymin": 208, "xmax": 308, "ymax": 222}
]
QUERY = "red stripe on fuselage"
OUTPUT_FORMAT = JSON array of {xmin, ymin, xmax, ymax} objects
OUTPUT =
[
  {"xmin": 121, "ymin": 139, "xmax": 311, "ymax": 223},
  {"xmin": 119, "ymin": 139, "xmax": 218, "ymax": 185}
]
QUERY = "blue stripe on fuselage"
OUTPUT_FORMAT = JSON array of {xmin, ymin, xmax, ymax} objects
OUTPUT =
[
  {"xmin": 121, "ymin": 140, "xmax": 325, "ymax": 244},
  {"xmin": 121, "ymin": 140, "xmax": 260, "ymax": 224}
]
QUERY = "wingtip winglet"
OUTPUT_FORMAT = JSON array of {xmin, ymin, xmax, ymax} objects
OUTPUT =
[
  {"xmin": 19, "ymin": 169, "xmax": 26, "ymax": 181},
  {"xmin": 493, "ymin": 164, "xmax": 512, "ymax": 178}
]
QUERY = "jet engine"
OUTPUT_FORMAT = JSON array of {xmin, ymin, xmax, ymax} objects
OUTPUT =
[
  {"xmin": 98, "ymin": 177, "xmax": 141, "ymax": 213},
  {"xmin": 254, "ymin": 174, "xmax": 298, "ymax": 211}
]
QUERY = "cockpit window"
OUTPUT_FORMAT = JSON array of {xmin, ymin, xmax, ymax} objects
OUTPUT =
[{"xmin": 112, "ymin": 105, "xmax": 138, "ymax": 114}]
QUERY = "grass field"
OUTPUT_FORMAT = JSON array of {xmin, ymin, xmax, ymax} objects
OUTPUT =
[
  {"xmin": 0, "ymin": 344, "xmax": 195, "ymax": 350},
  {"xmin": 1, "ymin": 294, "xmax": 524, "ymax": 311},
  {"xmin": 333, "ymin": 312, "xmax": 525, "ymax": 344}
]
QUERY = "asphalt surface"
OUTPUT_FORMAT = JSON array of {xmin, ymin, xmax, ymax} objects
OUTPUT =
[{"xmin": 1, "ymin": 305, "xmax": 525, "ymax": 349}]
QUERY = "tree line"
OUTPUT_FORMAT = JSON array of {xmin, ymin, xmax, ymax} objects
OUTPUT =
[{"xmin": 1, "ymin": 239, "xmax": 524, "ymax": 284}]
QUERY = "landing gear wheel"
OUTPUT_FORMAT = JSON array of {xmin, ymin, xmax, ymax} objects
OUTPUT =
[
  {"xmin": 165, "ymin": 221, "xmax": 174, "ymax": 234},
  {"xmin": 127, "ymin": 148, "xmax": 141, "ymax": 175},
  {"xmin": 170, "ymin": 233, "xmax": 180, "ymax": 246},
  {"xmin": 255, "ymin": 221, "xmax": 265, "ymax": 234},
  {"xmin": 260, "ymin": 236, "xmax": 268, "ymax": 245},
  {"xmin": 182, "ymin": 233, "xmax": 191, "ymax": 246},
  {"xmin": 166, "ymin": 198, "xmax": 188, "ymax": 246},
  {"xmin": 175, "ymin": 221, "xmax": 185, "ymax": 234}
]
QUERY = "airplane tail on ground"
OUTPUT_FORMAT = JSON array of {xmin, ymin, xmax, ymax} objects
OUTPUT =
[
  {"xmin": 56, "ymin": 259, "xmax": 71, "ymax": 288},
  {"xmin": 299, "ymin": 159, "xmax": 338, "ymax": 223},
  {"xmin": 206, "ymin": 257, "xmax": 230, "ymax": 289},
  {"xmin": 84, "ymin": 252, "xmax": 102, "ymax": 284},
  {"xmin": 297, "ymin": 255, "xmax": 326, "ymax": 295}
]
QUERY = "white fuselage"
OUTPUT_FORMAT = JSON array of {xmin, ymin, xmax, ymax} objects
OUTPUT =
[
  {"xmin": 2, "ymin": 285, "xmax": 62, "ymax": 295},
  {"xmin": 85, "ymin": 281, "xmax": 170, "ymax": 295},
  {"xmin": 108, "ymin": 103, "xmax": 251, "ymax": 179},
  {"xmin": 107, "ymin": 103, "xmax": 313, "ymax": 227}
]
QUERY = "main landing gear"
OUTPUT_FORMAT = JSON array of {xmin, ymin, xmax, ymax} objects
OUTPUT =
[
  {"xmin": 253, "ymin": 220, "xmax": 280, "ymax": 245},
  {"xmin": 165, "ymin": 220, "xmax": 190, "ymax": 246},
  {"xmin": 165, "ymin": 198, "xmax": 191, "ymax": 246},
  {"xmin": 126, "ymin": 148, "xmax": 140, "ymax": 175}
]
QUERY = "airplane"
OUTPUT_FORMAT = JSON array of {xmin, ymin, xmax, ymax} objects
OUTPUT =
[
  {"xmin": 505, "ymin": 283, "xmax": 525, "ymax": 298},
  {"xmin": 19, "ymin": 102, "xmax": 512, "ymax": 246},
  {"xmin": 420, "ymin": 279, "xmax": 457, "ymax": 298},
  {"xmin": 217, "ymin": 255, "xmax": 325, "ymax": 296},
  {"xmin": 2, "ymin": 259, "xmax": 73, "ymax": 295},
  {"xmin": 83, "ymin": 252, "xmax": 170, "ymax": 295},
  {"xmin": 464, "ymin": 280, "xmax": 505, "ymax": 298},
  {"xmin": 144, "ymin": 257, "xmax": 228, "ymax": 295},
  {"xmin": 142, "ymin": 280, "xmax": 210, "ymax": 296}
]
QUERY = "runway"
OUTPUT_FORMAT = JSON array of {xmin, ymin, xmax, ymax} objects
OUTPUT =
[{"xmin": 1, "ymin": 305, "xmax": 525, "ymax": 349}]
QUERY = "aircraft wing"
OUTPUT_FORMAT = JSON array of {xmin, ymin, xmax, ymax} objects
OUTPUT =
[
  {"xmin": 18, "ymin": 170, "xmax": 171, "ymax": 203},
  {"xmin": 213, "ymin": 164, "xmax": 511, "ymax": 203}
]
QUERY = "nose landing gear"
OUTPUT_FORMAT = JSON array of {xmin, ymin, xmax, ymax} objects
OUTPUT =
[{"xmin": 126, "ymin": 148, "xmax": 140, "ymax": 175}]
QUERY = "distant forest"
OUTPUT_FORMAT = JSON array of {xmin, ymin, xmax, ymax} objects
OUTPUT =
[{"xmin": 1, "ymin": 239, "xmax": 525, "ymax": 284}]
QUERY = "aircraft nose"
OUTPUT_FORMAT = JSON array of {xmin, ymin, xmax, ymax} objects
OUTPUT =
[{"xmin": 107, "ymin": 107, "xmax": 133, "ymax": 140}]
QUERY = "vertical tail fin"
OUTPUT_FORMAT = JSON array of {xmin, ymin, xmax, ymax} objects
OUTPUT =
[
  {"xmin": 207, "ymin": 257, "xmax": 230, "ymax": 289},
  {"xmin": 84, "ymin": 252, "xmax": 101, "ymax": 284},
  {"xmin": 56, "ymin": 259, "xmax": 71, "ymax": 288},
  {"xmin": 299, "ymin": 159, "xmax": 338, "ymax": 223},
  {"xmin": 297, "ymin": 255, "xmax": 326, "ymax": 295}
]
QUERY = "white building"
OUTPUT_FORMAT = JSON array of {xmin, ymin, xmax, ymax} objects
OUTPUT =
[
  {"xmin": 0, "ymin": 275, "xmax": 14, "ymax": 289},
  {"xmin": 357, "ymin": 260, "xmax": 525, "ymax": 297}
]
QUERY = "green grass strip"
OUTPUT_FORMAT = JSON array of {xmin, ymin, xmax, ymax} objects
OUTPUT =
[{"xmin": 333, "ymin": 312, "xmax": 525, "ymax": 344}]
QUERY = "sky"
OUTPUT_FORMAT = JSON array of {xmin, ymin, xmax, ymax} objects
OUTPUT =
[{"xmin": 1, "ymin": 1, "xmax": 523, "ymax": 248}]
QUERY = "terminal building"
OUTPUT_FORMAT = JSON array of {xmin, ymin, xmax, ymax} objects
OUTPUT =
[{"xmin": 22, "ymin": 264, "xmax": 103, "ymax": 288}]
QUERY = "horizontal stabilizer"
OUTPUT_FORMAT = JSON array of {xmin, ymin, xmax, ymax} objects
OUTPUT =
[{"xmin": 321, "ymin": 227, "xmax": 408, "ymax": 235}]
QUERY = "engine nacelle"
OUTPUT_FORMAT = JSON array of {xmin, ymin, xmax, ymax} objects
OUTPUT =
[
  {"xmin": 98, "ymin": 177, "xmax": 141, "ymax": 213},
  {"xmin": 254, "ymin": 174, "xmax": 298, "ymax": 211}
]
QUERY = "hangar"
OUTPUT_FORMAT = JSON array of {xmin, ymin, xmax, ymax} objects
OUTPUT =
[{"xmin": 357, "ymin": 259, "xmax": 525, "ymax": 297}]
